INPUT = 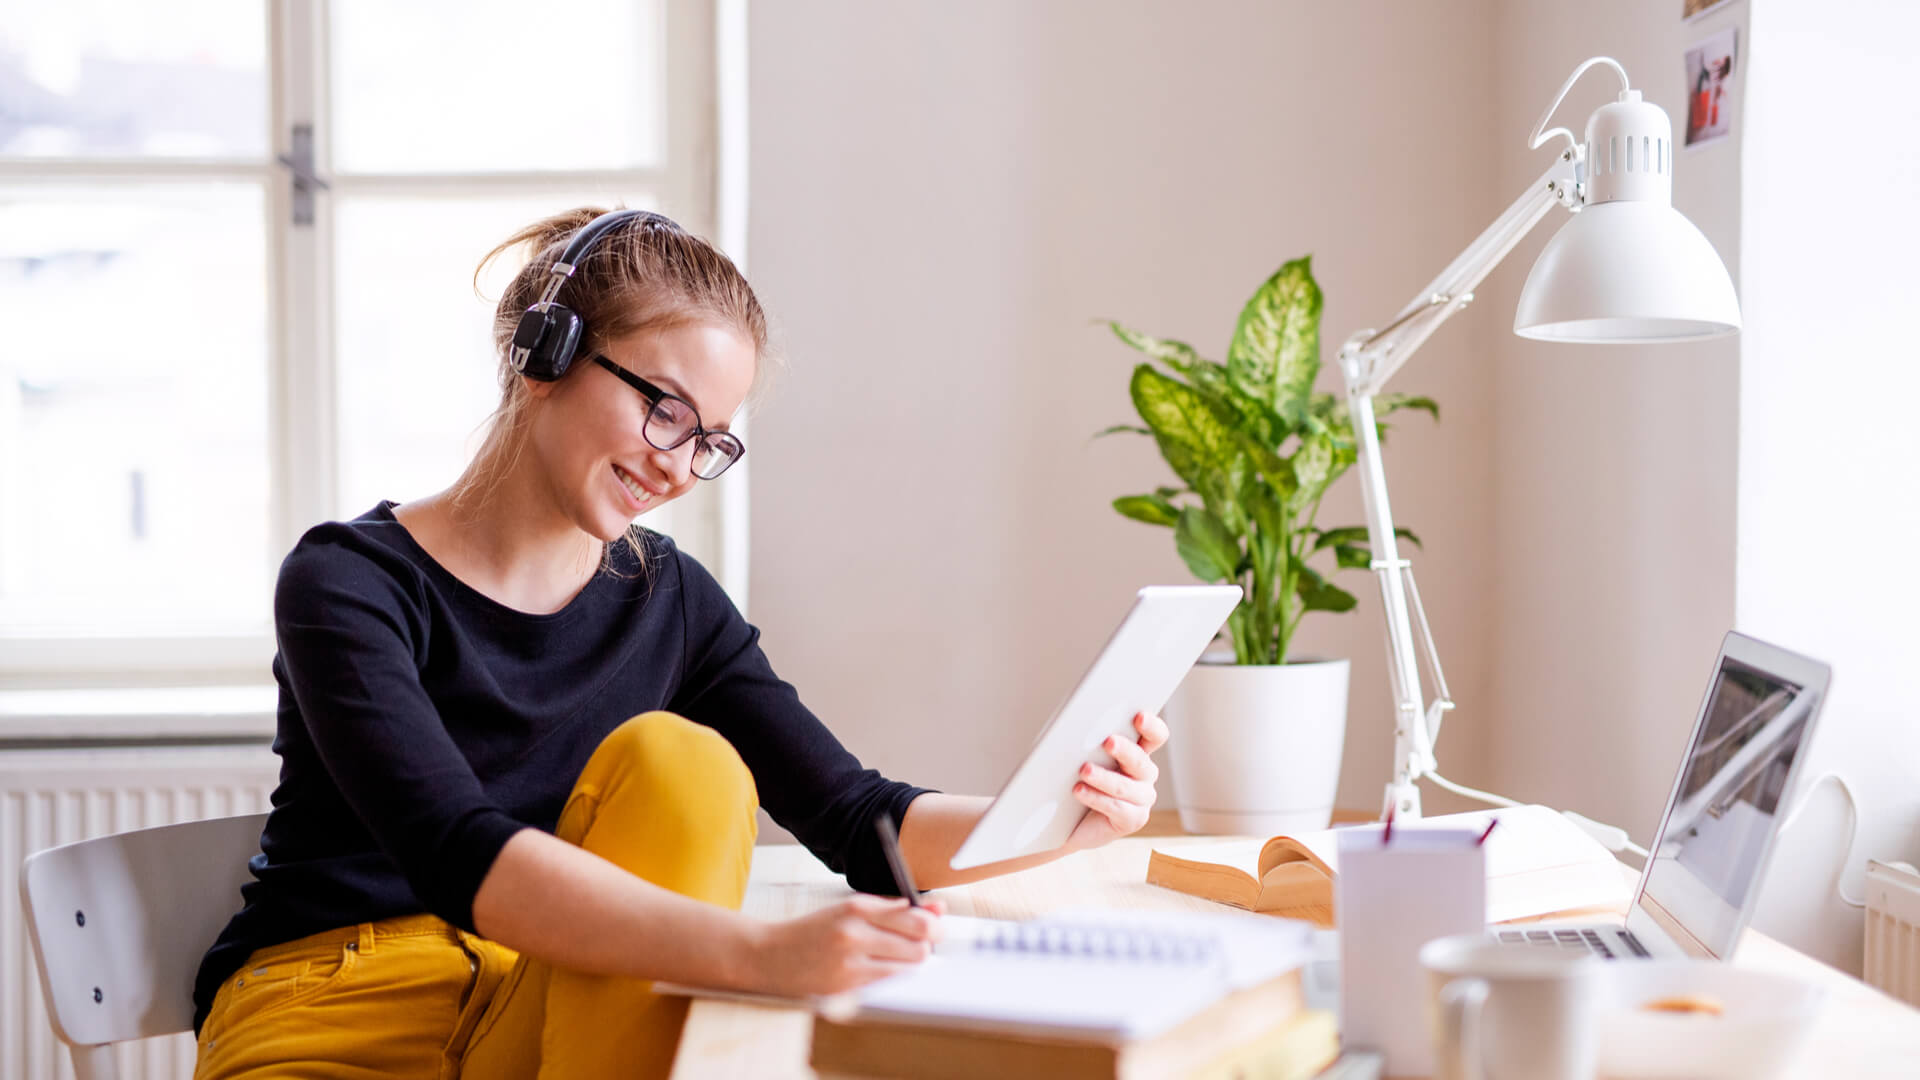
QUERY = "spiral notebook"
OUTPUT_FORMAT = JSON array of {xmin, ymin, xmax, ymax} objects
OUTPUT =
[
  {"xmin": 655, "ymin": 909, "xmax": 1309, "ymax": 1041},
  {"xmin": 809, "ymin": 910, "xmax": 1316, "ymax": 1044}
]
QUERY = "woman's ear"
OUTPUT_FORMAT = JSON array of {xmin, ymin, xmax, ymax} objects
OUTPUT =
[{"xmin": 520, "ymin": 372, "xmax": 559, "ymax": 399}]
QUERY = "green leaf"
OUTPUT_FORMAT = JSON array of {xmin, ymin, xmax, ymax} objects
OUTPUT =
[
  {"xmin": 1154, "ymin": 485, "xmax": 1186, "ymax": 500},
  {"xmin": 1288, "ymin": 433, "xmax": 1336, "ymax": 512},
  {"xmin": 1175, "ymin": 506, "xmax": 1242, "ymax": 583},
  {"xmin": 1129, "ymin": 364, "xmax": 1240, "ymax": 490},
  {"xmin": 1187, "ymin": 362, "xmax": 1290, "ymax": 447},
  {"xmin": 1302, "ymin": 580, "xmax": 1358, "ymax": 613},
  {"xmin": 1238, "ymin": 435, "xmax": 1298, "ymax": 503},
  {"xmin": 1312, "ymin": 525, "xmax": 1421, "ymax": 551},
  {"xmin": 1226, "ymin": 256, "xmax": 1323, "ymax": 415},
  {"xmin": 1194, "ymin": 454, "xmax": 1250, "ymax": 537},
  {"xmin": 1109, "ymin": 322, "xmax": 1202, "ymax": 374},
  {"xmin": 1376, "ymin": 393, "xmax": 1440, "ymax": 421},
  {"xmin": 1294, "ymin": 564, "xmax": 1358, "ymax": 613},
  {"xmin": 1311, "ymin": 526, "xmax": 1369, "ymax": 549},
  {"xmin": 1112, "ymin": 493, "xmax": 1181, "ymax": 527},
  {"xmin": 1333, "ymin": 544, "xmax": 1371, "ymax": 569},
  {"xmin": 1246, "ymin": 483, "xmax": 1284, "ymax": 548},
  {"xmin": 1092, "ymin": 423, "xmax": 1150, "ymax": 439}
]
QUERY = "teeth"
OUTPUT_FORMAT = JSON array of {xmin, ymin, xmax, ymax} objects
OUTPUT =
[{"xmin": 614, "ymin": 465, "xmax": 652, "ymax": 504}]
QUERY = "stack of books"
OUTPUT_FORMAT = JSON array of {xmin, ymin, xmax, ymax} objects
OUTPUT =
[{"xmin": 806, "ymin": 911, "xmax": 1336, "ymax": 1080}]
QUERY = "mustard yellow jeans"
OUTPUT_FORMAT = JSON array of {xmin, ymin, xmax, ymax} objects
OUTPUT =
[{"xmin": 193, "ymin": 711, "xmax": 760, "ymax": 1080}]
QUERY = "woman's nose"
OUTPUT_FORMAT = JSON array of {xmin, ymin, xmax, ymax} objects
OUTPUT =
[{"xmin": 653, "ymin": 444, "xmax": 694, "ymax": 488}]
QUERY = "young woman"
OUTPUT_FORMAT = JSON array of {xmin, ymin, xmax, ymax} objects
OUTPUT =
[{"xmin": 190, "ymin": 208, "xmax": 1169, "ymax": 1079}]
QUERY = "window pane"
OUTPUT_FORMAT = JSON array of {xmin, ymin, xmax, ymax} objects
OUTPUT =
[
  {"xmin": 329, "ymin": 0, "xmax": 664, "ymax": 174},
  {"xmin": 0, "ymin": 185, "xmax": 270, "ymax": 637},
  {"xmin": 334, "ymin": 194, "xmax": 683, "ymax": 543},
  {"xmin": 0, "ymin": 0, "xmax": 267, "ymax": 158}
]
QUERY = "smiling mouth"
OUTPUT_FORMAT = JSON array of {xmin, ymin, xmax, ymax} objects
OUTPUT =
[{"xmin": 612, "ymin": 464, "xmax": 655, "ymax": 506}]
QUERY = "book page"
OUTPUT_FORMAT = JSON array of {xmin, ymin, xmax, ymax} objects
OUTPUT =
[
  {"xmin": 1273, "ymin": 805, "xmax": 1616, "ymax": 879},
  {"xmin": 1152, "ymin": 837, "xmax": 1265, "ymax": 875}
]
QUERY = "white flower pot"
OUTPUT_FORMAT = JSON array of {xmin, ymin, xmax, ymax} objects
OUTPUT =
[{"xmin": 1165, "ymin": 657, "xmax": 1350, "ymax": 835}]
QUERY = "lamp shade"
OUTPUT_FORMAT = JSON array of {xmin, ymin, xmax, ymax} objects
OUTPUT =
[
  {"xmin": 1514, "ymin": 87, "xmax": 1741, "ymax": 343},
  {"xmin": 1514, "ymin": 201, "xmax": 1741, "ymax": 342}
]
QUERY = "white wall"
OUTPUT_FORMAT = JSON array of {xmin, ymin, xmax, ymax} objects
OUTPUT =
[
  {"xmin": 1482, "ymin": 0, "xmax": 1744, "ymax": 850},
  {"xmin": 746, "ymin": 1, "xmax": 1502, "ymax": 830},
  {"xmin": 1736, "ymin": 0, "xmax": 1920, "ymax": 972}
]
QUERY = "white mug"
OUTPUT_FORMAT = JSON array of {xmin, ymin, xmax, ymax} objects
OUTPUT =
[{"xmin": 1419, "ymin": 933, "xmax": 1600, "ymax": 1080}]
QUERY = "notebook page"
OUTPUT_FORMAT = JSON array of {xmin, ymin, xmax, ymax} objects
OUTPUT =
[
  {"xmin": 853, "ymin": 947, "xmax": 1225, "ymax": 1042},
  {"xmin": 1032, "ymin": 907, "xmax": 1314, "ymax": 989},
  {"xmin": 856, "ymin": 908, "xmax": 1313, "ymax": 1039}
]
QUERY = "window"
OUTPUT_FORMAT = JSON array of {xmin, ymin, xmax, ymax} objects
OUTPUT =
[{"xmin": 0, "ymin": 0, "xmax": 737, "ymax": 684}]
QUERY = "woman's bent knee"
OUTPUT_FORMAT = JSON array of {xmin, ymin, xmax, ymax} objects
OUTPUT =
[
  {"xmin": 559, "ymin": 711, "xmax": 759, "ymax": 909},
  {"xmin": 568, "ymin": 712, "xmax": 758, "ymax": 841}
]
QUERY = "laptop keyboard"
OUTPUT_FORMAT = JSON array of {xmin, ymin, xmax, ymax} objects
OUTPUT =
[{"xmin": 1495, "ymin": 927, "xmax": 1651, "ymax": 960}]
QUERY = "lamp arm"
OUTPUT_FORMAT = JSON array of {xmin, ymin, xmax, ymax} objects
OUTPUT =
[
  {"xmin": 1344, "ymin": 154, "xmax": 1582, "ymax": 395},
  {"xmin": 1337, "ymin": 153, "xmax": 1581, "ymax": 820}
]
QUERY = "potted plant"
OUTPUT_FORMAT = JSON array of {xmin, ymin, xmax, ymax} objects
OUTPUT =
[{"xmin": 1099, "ymin": 255, "xmax": 1435, "ymax": 834}]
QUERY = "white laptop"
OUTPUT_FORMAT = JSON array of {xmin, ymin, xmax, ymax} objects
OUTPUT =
[{"xmin": 1498, "ymin": 631, "xmax": 1830, "ymax": 961}]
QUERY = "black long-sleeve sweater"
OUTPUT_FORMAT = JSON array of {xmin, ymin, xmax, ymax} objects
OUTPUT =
[{"xmin": 192, "ymin": 501, "xmax": 929, "ymax": 1032}]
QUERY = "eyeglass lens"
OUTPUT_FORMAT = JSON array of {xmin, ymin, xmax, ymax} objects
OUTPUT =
[{"xmin": 643, "ymin": 398, "xmax": 741, "ymax": 479}]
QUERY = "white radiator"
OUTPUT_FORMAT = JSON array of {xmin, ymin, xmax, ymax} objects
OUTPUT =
[
  {"xmin": 1864, "ymin": 858, "xmax": 1920, "ymax": 1009},
  {"xmin": 3, "ymin": 745, "xmax": 278, "ymax": 1080}
]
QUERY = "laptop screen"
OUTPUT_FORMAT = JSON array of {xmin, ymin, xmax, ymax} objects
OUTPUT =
[{"xmin": 1636, "ymin": 653, "xmax": 1818, "ymax": 956}]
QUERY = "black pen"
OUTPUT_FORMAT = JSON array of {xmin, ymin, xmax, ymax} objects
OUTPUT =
[{"xmin": 873, "ymin": 813, "xmax": 923, "ymax": 907}]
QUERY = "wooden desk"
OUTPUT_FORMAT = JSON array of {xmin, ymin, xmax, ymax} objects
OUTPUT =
[{"xmin": 670, "ymin": 816, "xmax": 1920, "ymax": 1079}]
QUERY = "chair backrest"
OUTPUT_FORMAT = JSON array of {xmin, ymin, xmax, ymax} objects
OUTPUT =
[{"xmin": 19, "ymin": 813, "xmax": 267, "ymax": 1049}]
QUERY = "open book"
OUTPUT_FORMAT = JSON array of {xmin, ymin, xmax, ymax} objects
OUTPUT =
[{"xmin": 1146, "ymin": 805, "xmax": 1631, "ymax": 926}]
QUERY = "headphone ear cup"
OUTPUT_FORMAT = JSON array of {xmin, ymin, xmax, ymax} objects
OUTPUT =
[{"xmin": 511, "ymin": 304, "xmax": 585, "ymax": 381}]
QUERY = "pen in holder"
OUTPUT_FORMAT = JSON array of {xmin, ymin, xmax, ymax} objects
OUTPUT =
[{"xmin": 1336, "ymin": 816, "xmax": 1487, "ymax": 1078}]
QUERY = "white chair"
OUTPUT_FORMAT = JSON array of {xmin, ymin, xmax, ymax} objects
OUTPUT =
[{"xmin": 18, "ymin": 813, "xmax": 268, "ymax": 1080}]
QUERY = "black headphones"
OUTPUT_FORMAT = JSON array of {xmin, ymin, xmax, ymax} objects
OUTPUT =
[{"xmin": 508, "ymin": 209, "xmax": 683, "ymax": 381}]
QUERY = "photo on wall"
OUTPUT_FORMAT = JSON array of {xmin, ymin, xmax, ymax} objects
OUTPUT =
[
  {"xmin": 1683, "ymin": 0, "xmax": 1737, "ymax": 20},
  {"xmin": 1684, "ymin": 27, "xmax": 1739, "ymax": 147}
]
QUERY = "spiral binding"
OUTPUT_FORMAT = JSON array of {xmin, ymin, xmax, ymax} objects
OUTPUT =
[{"xmin": 965, "ymin": 921, "xmax": 1219, "ymax": 964}]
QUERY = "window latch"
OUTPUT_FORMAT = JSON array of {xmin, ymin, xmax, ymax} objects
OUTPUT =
[{"xmin": 275, "ymin": 124, "xmax": 331, "ymax": 226}]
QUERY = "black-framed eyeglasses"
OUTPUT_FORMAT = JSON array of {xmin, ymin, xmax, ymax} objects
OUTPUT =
[{"xmin": 591, "ymin": 355, "xmax": 745, "ymax": 480}]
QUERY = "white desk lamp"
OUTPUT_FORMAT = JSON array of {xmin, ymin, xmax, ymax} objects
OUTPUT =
[{"xmin": 1339, "ymin": 57, "xmax": 1741, "ymax": 821}]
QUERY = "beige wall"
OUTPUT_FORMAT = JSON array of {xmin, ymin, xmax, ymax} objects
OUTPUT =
[
  {"xmin": 1482, "ymin": 0, "xmax": 1743, "ymax": 845},
  {"xmin": 745, "ymin": 0, "xmax": 1501, "ymax": 832},
  {"xmin": 742, "ymin": 0, "xmax": 1916, "ymax": 978}
]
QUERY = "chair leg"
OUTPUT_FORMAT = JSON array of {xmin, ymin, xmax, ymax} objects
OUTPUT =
[{"xmin": 69, "ymin": 1043, "xmax": 119, "ymax": 1080}]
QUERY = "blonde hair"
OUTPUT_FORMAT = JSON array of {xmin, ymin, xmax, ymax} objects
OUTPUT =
[{"xmin": 455, "ymin": 206, "xmax": 779, "ymax": 572}]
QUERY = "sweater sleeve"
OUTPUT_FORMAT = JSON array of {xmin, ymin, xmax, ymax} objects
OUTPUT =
[
  {"xmin": 663, "ymin": 541, "xmax": 933, "ymax": 896},
  {"xmin": 272, "ymin": 533, "xmax": 527, "ymax": 931}
]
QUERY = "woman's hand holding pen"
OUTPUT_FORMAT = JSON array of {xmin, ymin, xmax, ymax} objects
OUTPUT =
[
  {"xmin": 1064, "ymin": 710, "xmax": 1167, "ymax": 852},
  {"xmin": 749, "ymin": 895, "xmax": 946, "ymax": 997}
]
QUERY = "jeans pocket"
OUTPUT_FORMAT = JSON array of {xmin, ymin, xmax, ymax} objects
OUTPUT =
[{"xmin": 202, "ymin": 937, "xmax": 361, "ymax": 1046}]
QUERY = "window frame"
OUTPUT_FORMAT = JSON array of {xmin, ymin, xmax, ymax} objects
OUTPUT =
[{"xmin": 0, "ymin": 0, "xmax": 745, "ymax": 687}]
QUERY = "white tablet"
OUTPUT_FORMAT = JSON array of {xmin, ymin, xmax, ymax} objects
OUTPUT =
[{"xmin": 948, "ymin": 584, "xmax": 1243, "ymax": 870}]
